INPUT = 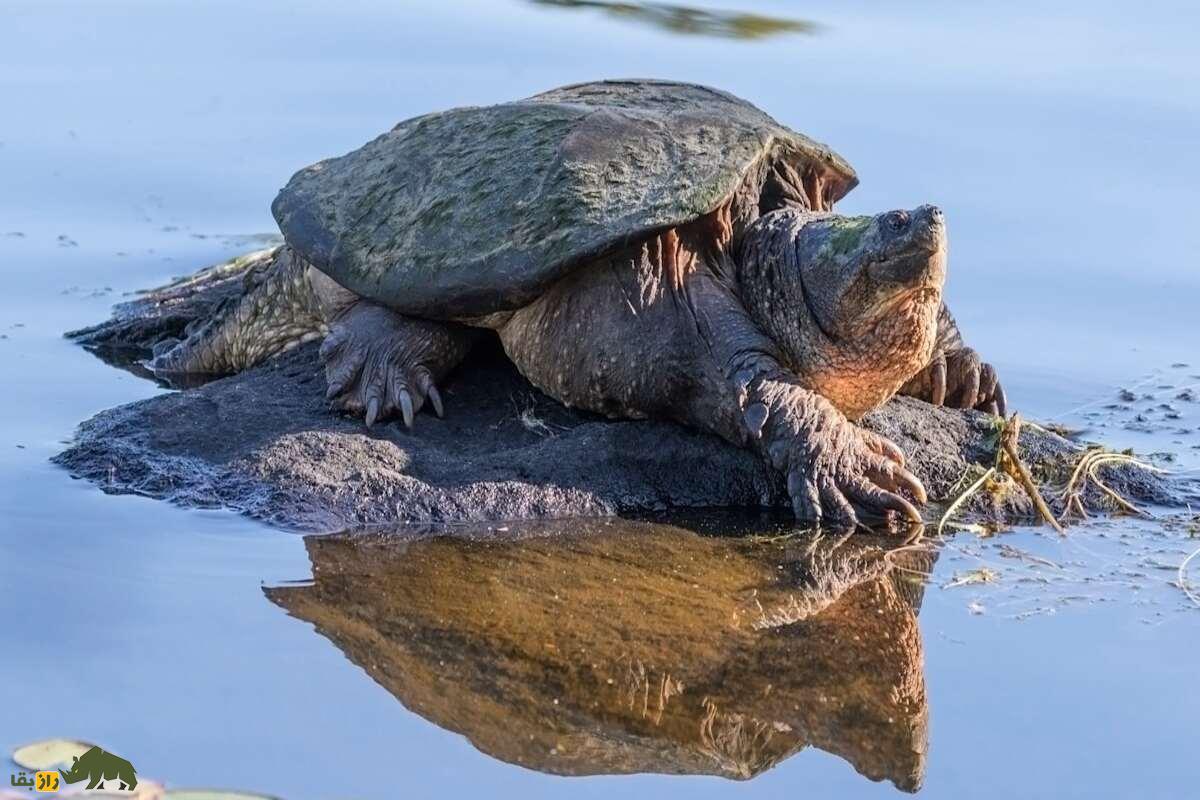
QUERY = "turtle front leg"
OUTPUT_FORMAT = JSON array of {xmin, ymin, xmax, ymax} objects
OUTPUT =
[
  {"xmin": 735, "ymin": 369, "xmax": 927, "ymax": 529},
  {"xmin": 689, "ymin": 275, "xmax": 927, "ymax": 530},
  {"xmin": 899, "ymin": 303, "xmax": 1007, "ymax": 416},
  {"xmin": 320, "ymin": 302, "xmax": 477, "ymax": 428}
]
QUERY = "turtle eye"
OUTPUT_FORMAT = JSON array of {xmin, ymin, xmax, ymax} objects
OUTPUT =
[{"xmin": 886, "ymin": 210, "xmax": 910, "ymax": 231}]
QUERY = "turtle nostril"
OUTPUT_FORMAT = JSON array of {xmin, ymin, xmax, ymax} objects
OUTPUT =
[{"xmin": 888, "ymin": 210, "xmax": 910, "ymax": 231}]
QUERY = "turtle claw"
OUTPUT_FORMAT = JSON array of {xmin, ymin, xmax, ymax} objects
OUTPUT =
[
  {"xmin": 326, "ymin": 349, "xmax": 441, "ymax": 431},
  {"xmin": 905, "ymin": 347, "xmax": 1006, "ymax": 417},
  {"xmin": 947, "ymin": 349, "xmax": 1005, "ymax": 416},
  {"xmin": 930, "ymin": 352, "xmax": 947, "ymax": 407},
  {"xmin": 427, "ymin": 384, "xmax": 444, "ymax": 418},
  {"xmin": 994, "ymin": 382, "xmax": 1008, "ymax": 418},
  {"xmin": 365, "ymin": 396, "xmax": 382, "ymax": 429},
  {"xmin": 770, "ymin": 391, "xmax": 927, "ymax": 531},
  {"xmin": 318, "ymin": 303, "xmax": 469, "ymax": 431},
  {"xmin": 398, "ymin": 389, "xmax": 415, "ymax": 429}
]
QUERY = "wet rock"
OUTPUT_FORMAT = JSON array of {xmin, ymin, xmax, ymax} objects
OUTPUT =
[{"xmin": 55, "ymin": 254, "xmax": 1186, "ymax": 532}]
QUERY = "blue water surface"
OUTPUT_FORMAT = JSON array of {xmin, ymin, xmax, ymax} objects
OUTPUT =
[{"xmin": 1, "ymin": 2, "xmax": 1198, "ymax": 798}]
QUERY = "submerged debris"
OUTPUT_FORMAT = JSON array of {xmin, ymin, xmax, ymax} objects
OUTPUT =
[
  {"xmin": 943, "ymin": 567, "xmax": 999, "ymax": 589},
  {"xmin": 996, "ymin": 543, "xmax": 1060, "ymax": 569}
]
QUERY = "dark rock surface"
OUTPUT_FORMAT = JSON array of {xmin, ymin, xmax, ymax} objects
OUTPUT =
[{"xmin": 57, "ymin": 252, "xmax": 1181, "ymax": 533}]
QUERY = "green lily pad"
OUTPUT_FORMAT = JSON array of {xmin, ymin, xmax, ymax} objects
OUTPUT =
[{"xmin": 11, "ymin": 738, "xmax": 93, "ymax": 770}]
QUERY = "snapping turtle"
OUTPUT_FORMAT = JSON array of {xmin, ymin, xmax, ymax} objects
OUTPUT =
[{"xmin": 153, "ymin": 79, "xmax": 1005, "ymax": 527}]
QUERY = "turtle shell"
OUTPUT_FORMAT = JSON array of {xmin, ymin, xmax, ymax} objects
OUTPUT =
[{"xmin": 272, "ymin": 80, "xmax": 857, "ymax": 317}]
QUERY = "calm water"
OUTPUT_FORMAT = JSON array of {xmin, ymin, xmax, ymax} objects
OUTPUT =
[{"xmin": 1, "ymin": 1, "xmax": 1198, "ymax": 798}]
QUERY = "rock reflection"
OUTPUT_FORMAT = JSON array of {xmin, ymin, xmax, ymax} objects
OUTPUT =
[
  {"xmin": 528, "ymin": 1, "xmax": 817, "ymax": 40},
  {"xmin": 266, "ymin": 519, "xmax": 934, "ymax": 791}
]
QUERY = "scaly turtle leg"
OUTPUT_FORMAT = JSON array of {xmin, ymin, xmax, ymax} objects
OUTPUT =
[
  {"xmin": 899, "ymin": 303, "xmax": 1007, "ymax": 416},
  {"xmin": 690, "ymin": 272, "xmax": 927, "ymax": 529},
  {"xmin": 321, "ymin": 302, "xmax": 478, "ymax": 428},
  {"xmin": 150, "ymin": 247, "xmax": 326, "ymax": 377}
]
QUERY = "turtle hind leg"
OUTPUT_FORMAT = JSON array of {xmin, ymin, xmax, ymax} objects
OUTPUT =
[
  {"xmin": 321, "ymin": 301, "xmax": 478, "ymax": 429},
  {"xmin": 150, "ymin": 247, "xmax": 326, "ymax": 378}
]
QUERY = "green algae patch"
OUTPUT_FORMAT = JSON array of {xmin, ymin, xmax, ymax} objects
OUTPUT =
[{"xmin": 828, "ymin": 215, "xmax": 873, "ymax": 256}]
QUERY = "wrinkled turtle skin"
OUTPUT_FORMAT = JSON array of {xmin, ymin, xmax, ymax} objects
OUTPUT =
[{"xmin": 152, "ymin": 79, "xmax": 1006, "ymax": 529}]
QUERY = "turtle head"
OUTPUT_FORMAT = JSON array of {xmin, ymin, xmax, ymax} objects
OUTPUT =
[
  {"xmin": 739, "ymin": 206, "xmax": 946, "ymax": 419},
  {"xmin": 795, "ymin": 205, "xmax": 947, "ymax": 338}
]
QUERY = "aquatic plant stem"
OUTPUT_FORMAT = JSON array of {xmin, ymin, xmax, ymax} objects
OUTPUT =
[
  {"xmin": 1179, "ymin": 545, "xmax": 1200, "ymax": 608},
  {"xmin": 1059, "ymin": 449, "xmax": 1161, "ymax": 520},
  {"xmin": 937, "ymin": 466, "xmax": 998, "ymax": 537},
  {"xmin": 999, "ymin": 413, "xmax": 1066, "ymax": 534}
]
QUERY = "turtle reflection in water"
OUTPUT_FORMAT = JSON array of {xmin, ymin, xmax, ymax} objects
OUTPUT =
[{"xmin": 266, "ymin": 519, "xmax": 935, "ymax": 790}]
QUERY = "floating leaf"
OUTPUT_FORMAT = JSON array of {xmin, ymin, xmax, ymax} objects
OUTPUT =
[{"xmin": 11, "ymin": 738, "xmax": 93, "ymax": 770}]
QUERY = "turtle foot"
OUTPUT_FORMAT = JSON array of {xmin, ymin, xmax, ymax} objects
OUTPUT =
[
  {"xmin": 750, "ymin": 380, "xmax": 927, "ymax": 531},
  {"xmin": 320, "ymin": 302, "xmax": 475, "ymax": 429},
  {"xmin": 903, "ymin": 347, "xmax": 1006, "ymax": 417}
]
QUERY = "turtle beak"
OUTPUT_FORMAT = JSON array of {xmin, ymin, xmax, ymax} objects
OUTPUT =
[{"xmin": 868, "ymin": 205, "xmax": 946, "ymax": 290}]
